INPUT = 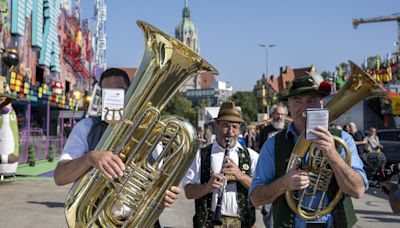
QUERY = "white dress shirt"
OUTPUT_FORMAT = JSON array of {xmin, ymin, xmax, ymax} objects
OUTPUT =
[{"xmin": 183, "ymin": 140, "xmax": 259, "ymax": 217}]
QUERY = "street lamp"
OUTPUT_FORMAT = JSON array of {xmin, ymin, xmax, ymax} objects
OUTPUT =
[{"xmin": 258, "ymin": 43, "xmax": 276, "ymax": 115}]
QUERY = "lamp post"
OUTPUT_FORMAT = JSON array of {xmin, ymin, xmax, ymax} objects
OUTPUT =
[{"xmin": 258, "ymin": 43, "xmax": 276, "ymax": 115}]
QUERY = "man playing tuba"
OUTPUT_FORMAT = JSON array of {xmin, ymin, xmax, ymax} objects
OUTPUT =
[
  {"xmin": 54, "ymin": 68, "xmax": 180, "ymax": 227},
  {"xmin": 249, "ymin": 75, "xmax": 368, "ymax": 228}
]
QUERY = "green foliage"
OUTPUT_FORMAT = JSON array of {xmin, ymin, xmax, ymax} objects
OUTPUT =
[
  {"xmin": 229, "ymin": 91, "xmax": 258, "ymax": 124},
  {"xmin": 336, "ymin": 62, "xmax": 349, "ymax": 79},
  {"xmin": 48, "ymin": 144, "xmax": 54, "ymax": 162},
  {"xmin": 163, "ymin": 92, "xmax": 197, "ymax": 126},
  {"xmin": 28, "ymin": 143, "xmax": 36, "ymax": 166}
]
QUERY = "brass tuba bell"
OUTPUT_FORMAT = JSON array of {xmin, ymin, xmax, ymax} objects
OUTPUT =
[
  {"xmin": 64, "ymin": 21, "xmax": 218, "ymax": 227},
  {"xmin": 285, "ymin": 61, "xmax": 386, "ymax": 220}
]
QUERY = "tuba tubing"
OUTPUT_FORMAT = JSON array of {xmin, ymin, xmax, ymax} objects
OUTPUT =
[
  {"xmin": 284, "ymin": 61, "xmax": 386, "ymax": 220},
  {"xmin": 64, "ymin": 21, "xmax": 218, "ymax": 227}
]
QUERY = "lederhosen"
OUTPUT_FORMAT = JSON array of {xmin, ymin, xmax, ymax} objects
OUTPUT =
[
  {"xmin": 86, "ymin": 116, "xmax": 162, "ymax": 228},
  {"xmin": 272, "ymin": 128, "xmax": 357, "ymax": 228},
  {"xmin": 192, "ymin": 144, "xmax": 256, "ymax": 228}
]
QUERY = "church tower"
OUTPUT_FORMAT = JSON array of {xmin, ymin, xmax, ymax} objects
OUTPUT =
[
  {"xmin": 175, "ymin": 0, "xmax": 201, "ymax": 91},
  {"xmin": 175, "ymin": 0, "xmax": 200, "ymax": 53}
]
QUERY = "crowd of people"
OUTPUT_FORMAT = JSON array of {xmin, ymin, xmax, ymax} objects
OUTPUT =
[{"xmin": 53, "ymin": 68, "xmax": 399, "ymax": 228}]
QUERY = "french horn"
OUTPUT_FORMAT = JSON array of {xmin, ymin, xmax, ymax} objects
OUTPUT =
[{"xmin": 285, "ymin": 61, "xmax": 385, "ymax": 219}]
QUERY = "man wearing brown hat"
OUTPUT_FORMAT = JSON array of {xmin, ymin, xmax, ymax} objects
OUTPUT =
[
  {"xmin": 183, "ymin": 101, "xmax": 259, "ymax": 228},
  {"xmin": 249, "ymin": 75, "xmax": 368, "ymax": 227}
]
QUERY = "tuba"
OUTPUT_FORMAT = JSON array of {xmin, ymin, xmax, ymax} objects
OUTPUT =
[
  {"xmin": 64, "ymin": 21, "xmax": 218, "ymax": 227},
  {"xmin": 285, "ymin": 61, "xmax": 386, "ymax": 220}
]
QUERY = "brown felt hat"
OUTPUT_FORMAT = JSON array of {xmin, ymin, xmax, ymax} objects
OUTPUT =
[{"xmin": 214, "ymin": 102, "xmax": 243, "ymax": 123}]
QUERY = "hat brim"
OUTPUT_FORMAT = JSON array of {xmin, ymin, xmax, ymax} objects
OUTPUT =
[
  {"xmin": 214, "ymin": 115, "xmax": 244, "ymax": 123},
  {"xmin": 279, "ymin": 87, "xmax": 330, "ymax": 101}
]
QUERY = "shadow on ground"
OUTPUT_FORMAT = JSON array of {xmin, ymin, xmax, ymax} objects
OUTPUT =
[
  {"xmin": 356, "ymin": 209, "xmax": 400, "ymax": 223},
  {"xmin": 27, "ymin": 201, "xmax": 65, "ymax": 208}
]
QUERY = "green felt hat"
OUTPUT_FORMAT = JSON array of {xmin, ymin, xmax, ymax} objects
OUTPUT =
[{"xmin": 280, "ymin": 75, "xmax": 331, "ymax": 101}]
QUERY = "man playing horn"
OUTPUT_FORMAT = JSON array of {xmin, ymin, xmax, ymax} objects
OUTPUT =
[{"xmin": 249, "ymin": 75, "xmax": 368, "ymax": 227}]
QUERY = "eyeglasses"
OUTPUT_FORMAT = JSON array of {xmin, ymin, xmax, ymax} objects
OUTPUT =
[
  {"xmin": 219, "ymin": 122, "xmax": 241, "ymax": 130},
  {"xmin": 291, "ymin": 96, "xmax": 321, "ymax": 105}
]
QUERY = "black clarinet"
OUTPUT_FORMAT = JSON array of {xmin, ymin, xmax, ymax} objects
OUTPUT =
[{"xmin": 212, "ymin": 137, "xmax": 230, "ymax": 225}]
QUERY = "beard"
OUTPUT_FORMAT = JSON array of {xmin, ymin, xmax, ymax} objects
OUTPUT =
[{"xmin": 272, "ymin": 120, "xmax": 285, "ymax": 130}]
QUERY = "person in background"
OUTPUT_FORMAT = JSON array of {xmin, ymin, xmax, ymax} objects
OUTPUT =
[
  {"xmin": 183, "ymin": 101, "xmax": 259, "ymax": 227},
  {"xmin": 197, "ymin": 126, "xmax": 207, "ymax": 148},
  {"xmin": 335, "ymin": 124, "xmax": 343, "ymax": 130},
  {"xmin": 348, "ymin": 122, "xmax": 368, "ymax": 160},
  {"xmin": 244, "ymin": 125, "xmax": 257, "ymax": 151},
  {"xmin": 364, "ymin": 127, "xmax": 383, "ymax": 152},
  {"xmin": 204, "ymin": 124, "xmax": 213, "ymax": 145},
  {"xmin": 343, "ymin": 124, "xmax": 349, "ymax": 133},
  {"xmin": 250, "ymin": 75, "xmax": 367, "ymax": 228},
  {"xmin": 258, "ymin": 103, "xmax": 288, "ymax": 150}
]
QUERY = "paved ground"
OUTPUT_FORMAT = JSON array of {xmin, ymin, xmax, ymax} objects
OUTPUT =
[{"xmin": 0, "ymin": 180, "xmax": 399, "ymax": 228}]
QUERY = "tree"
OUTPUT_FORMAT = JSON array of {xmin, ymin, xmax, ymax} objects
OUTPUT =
[
  {"xmin": 48, "ymin": 143, "xmax": 54, "ymax": 162},
  {"xmin": 336, "ymin": 62, "xmax": 349, "ymax": 80},
  {"xmin": 229, "ymin": 91, "xmax": 258, "ymax": 124},
  {"xmin": 163, "ymin": 92, "xmax": 197, "ymax": 126},
  {"xmin": 28, "ymin": 143, "xmax": 36, "ymax": 167}
]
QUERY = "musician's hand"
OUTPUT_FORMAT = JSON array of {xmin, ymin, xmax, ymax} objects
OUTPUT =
[
  {"xmin": 86, "ymin": 151, "xmax": 125, "ymax": 179},
  {"xmin": 381, "ymin": 181, "xmax": 398, "ymax": 195},
  {"xmin": 309, "ymin": 126, "xmax": 338, "ymax": 160},
  {"xmin": 223, "ymin": 157, "xmax": 244, "ymax": 180},
  {"xmin": 164, "ymin": 186, "xmax": 180, "ymax": 207},
  {"xmin": 284, "ymin": 169, "xmax": 310, "ymax": 191},
  {"xmin": 206, "ymin": 173, "xmax": 224, "ymax": 193}
]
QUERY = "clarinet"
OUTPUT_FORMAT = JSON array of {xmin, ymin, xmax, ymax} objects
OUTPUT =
[{"xmin": 212, "ymin": 137, "xmax": 231, "ymax": 225}]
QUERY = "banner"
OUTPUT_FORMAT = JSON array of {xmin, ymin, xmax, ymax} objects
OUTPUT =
[{"xmin": 392, "ymin": 96, "xmax": 400, "ymax": 115}]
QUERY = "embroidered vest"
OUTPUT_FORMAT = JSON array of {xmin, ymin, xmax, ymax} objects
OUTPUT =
[
  {"xmin": 273, "ymin": 128, "xmax": 357, "ymax": 228},
  {"xmin": 193, "ymin": 144, "xmax": 256, "ymax": 228}
]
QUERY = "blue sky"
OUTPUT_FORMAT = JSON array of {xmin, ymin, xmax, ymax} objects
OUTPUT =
[{"xmin": 81, "ymin": 0, "xmax": 399, "ymax": 91}]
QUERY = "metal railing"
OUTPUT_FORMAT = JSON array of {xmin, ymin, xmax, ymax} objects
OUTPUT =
[{"xmin": 18, "ymin": 128, "xmax": 64, "ymax": 164}]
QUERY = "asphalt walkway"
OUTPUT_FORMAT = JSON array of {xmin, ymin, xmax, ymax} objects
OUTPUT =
[{"xmin": 1, "ymin": 179, "xmax": 399, "ymax": 228}]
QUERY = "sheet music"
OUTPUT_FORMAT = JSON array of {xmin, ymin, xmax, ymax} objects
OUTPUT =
[{"xmin": 306, "ymin": 108, "xmax": 329, "ymax": 140}]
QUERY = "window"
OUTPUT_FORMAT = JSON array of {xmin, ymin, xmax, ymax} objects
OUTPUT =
[
  {"xmin": 377, "ymin": 130, "xmax": 400, "ymax": 141},
  {"xmin": 36, "ymin": 67, "xmax": 44, "ymax": 85}
]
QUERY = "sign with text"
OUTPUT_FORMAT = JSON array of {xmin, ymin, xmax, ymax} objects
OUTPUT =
[
  {"xmin": 392, "ymin": 96, "xmax": 400, "ymax": 115},
  {"xmin": 101, "ymin": 89, "xmax": 125, "ymax": 122}
]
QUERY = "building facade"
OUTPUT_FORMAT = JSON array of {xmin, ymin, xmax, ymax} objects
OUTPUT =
[
  {"xmin": 253, "ymin": 65, "xmax": 315, "ymax": 113},
  {"xmin": 0, "ymin": 0, "xmax": 94, "ymax": 163},
  {"xmin": 185, "ymin": 80, "xmax": 233, "ymax": 107}
]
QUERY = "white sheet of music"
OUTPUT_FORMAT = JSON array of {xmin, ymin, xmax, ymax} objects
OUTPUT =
[
  {"xmin": 101, "ymin": 88, "xmax": 125, "ymax": 121},
  {"xmin": 306, "ymin": 108, "xmax": 329, "ymax": 140}
]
